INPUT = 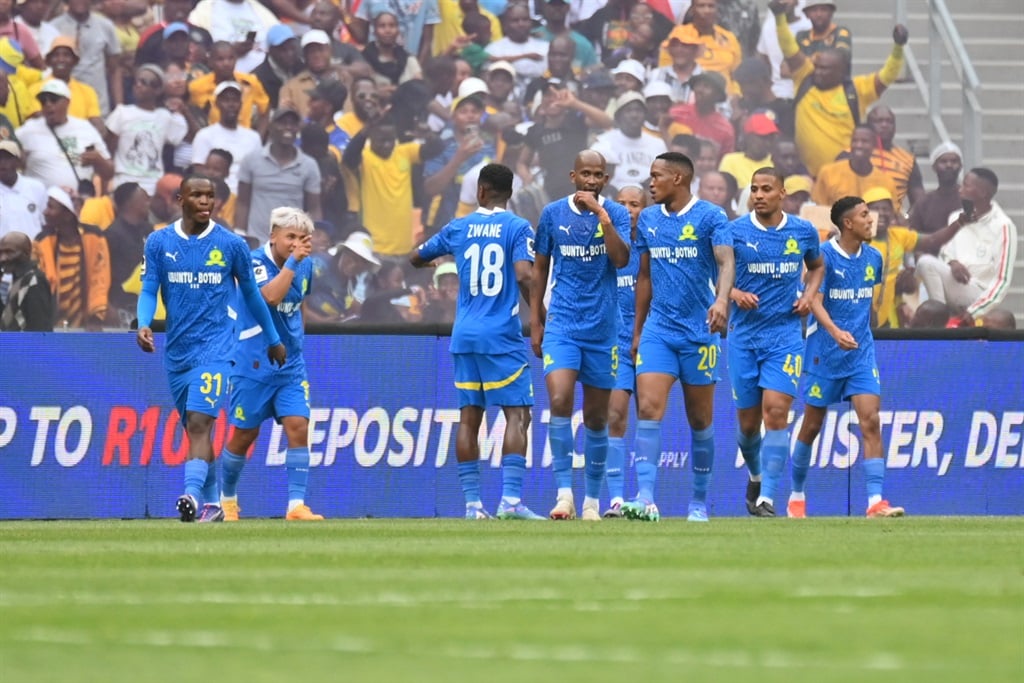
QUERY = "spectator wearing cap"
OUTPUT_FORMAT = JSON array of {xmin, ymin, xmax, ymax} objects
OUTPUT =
[
  {"xmin": 155, "ymin": 21, "xmax": 191, "ymax": 73},
  {"xmin": 51, "ymin": 0, "xmax": 122, "ymax": 115},
  {"xmin": 658, "ymin": 0, "xmax": 741, "ymax": 93},
  {"xmin": 641, "ymin": 80, "xmax": 673, "ymax": 140},
  {"xmin": 235, "ymin": 106, "xmax": 322, "ymax": 243},
  {"xmin": 344, "ymin": 114, "xmax": 442, "ymax": 260},
  {"xmin": 915, "ymin": 168, "xmax": 1017, "ymax": 322},
  {"xmin": 771, "ymin": 0, "xmax": 907, "ymax": 175},
  {"xmin": 0, "ymin": 229, "xmax": 54, "ymax": 330},
  {"xmin": 484, "ymin": 4, "xmax": 548, "ymax": 88},
  {"xmin": 518, "ymin": 80, "xmax": 595, "ymax": 199},
  {"xmin": 0, "ymin": 43, "xmax": 37, "ymax": 127},
  {"xmin": 423, "ymin": 91, "xmax": 493, "ymax": 233},
  {"xmin": 363, "ymin": 11, "xmax": 423, "ymax": 87},
  {"xmin": 350, "ymin": 0, "xmax": 441, "ymax": 65},
  {"xmin": 718, "ymin": 112, "xmax": 778, "ymax": 196},
  {"xmin": 731, "ymin": 57, "xmax": 794, "ymax": 139},
  {"xmin": 812, "ymin": 125, "xmax": 896, "ymax": 208},
  {"xmin": 0, "ymin": 140, "xmax": 47, "ymax": 239},
  {"xmin": 611, "ymin": 58, "xmax": 645, "ymax": 99},
  {"xmin": 190, "ymin": 81, "xmax": 262, "ymax": 193},
  {"xmin": 252, "ymin": 24, "xmax": 302, "ymax": 109},
  {"xmin": 434, "ymin": 0, "xmax": 502, "ymax": 62},
  {"xmin": 533, "ymin": 0, "xmax": 597, "ymax": 71},
  {"xmin": 17, "ymin": 78, "xmax": 113, "ymax": 190},
  {"xmin": 0, "ymin": 0, "xmax": 43, "ymax": 69},
  {"xmin": 909, "ymin": 142, "xmax": 963, "ymax": 235},
  {"xmin": 668, "ymin": 71, "xmax": 734, "ymax": 157},
  {"xmin": 279, "ymin": 29, "xmax": 353, "ymax": 120},
  {"xmin": 578, "ymin": 68, "xmax": 616, "ymax": 118},
  {"xmin": 422, "ymin": 260, "xmax": 458, "ymax": 323},
  {"xmin": 308, "ymin": 1, "xmax": 366, "ymax": 68},
  {"xmin": 755, "ymin": 0, "xmax": 810, "ymax": 99},
  {"xmin": 188, "ymin": 41, "xmax": 270, "ymax": 132},
  {"xmin": 135, "ymin": 0, "xmax": 212, "ymax": 67},
  {"xmin": 305, "ymin": 230, "xmax": 382, "ymax": 323},
  {"xmin": 35, "ymin": 185, "xmax": 110, "ymax": 329},
  {"xmin": 105, "ymin": 64, "xmax": 189, "ymax": 194},
  {"xmin": 187, "ymin": 0, "xmax": 277, "ymax": 73},
  {"xmin": 862, "ymin": 186, "xmax": 965, "ymax": 328},
  {"xmin": 591, "ymin": 91, "xmax": 666, "ymax": 191},
  {"xmin": 863, "ymin": 104, "xmax": 924, "ymax": 208},
  {"xmin": 31, "ymin": 36, "xmax": 103, "ymax": 132},
  {"xmin": 16, "ymin": 0, "xmax": 60, "ymax": 59},
  {"xmin": 576, "ymin": 0, "xmax": 673, "ymax": 67},
  {"xmin": 648, "ymin": 23, "xmax": 701, "ymax": 104},
  {"xmin": 796, "ymin": 1, "xmax": 851, "ymax": 60}
]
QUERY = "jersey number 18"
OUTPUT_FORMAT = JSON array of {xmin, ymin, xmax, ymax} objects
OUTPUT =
[{"xmin": 464, "ymin": 243, "xmax": 504, "ymax": 296}]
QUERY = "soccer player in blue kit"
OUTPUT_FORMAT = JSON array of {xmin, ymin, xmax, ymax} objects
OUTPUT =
[
  {"xmin": 728, "ymin": 168, "xmax": 824, "ymax": 518},
  {"xmin": 413, "ymin": 164, "xmax": 546, "ymax": 520},
  {"xmin": 626, "ymin": 152, "xmax": 735, "ymax": 522},
  {"xmin": 219, "ymin": 207, "xmax": 324, "ymax": 521},
  {"xmin": 531, "ymin": 150, "xmax": 631, "ymax": 521},
  {"xmin": 136, "ymin": 175, "xmax": 286, "ymax": 523},
  {"xmin": 793, "ymin": 197, "xmax": 905, "ymax": 518},
  {"xmin": 603, "ymin": 184, "xmax": 646, "ymax": 518}
]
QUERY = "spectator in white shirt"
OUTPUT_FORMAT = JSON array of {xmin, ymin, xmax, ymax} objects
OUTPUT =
[
  {"xmin": 190, "ymin": 81, "xmax": 262, "ymax": 192},
  {"xmin": 0, "ymin": 140, "xmax": 47, "ymax": 239},
  {"xmin": 590, "ymin": 91, "xmax": 667, "ymax": 191}
]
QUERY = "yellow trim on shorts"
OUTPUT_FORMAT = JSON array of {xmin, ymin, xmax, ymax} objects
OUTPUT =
[{"xmin": 454, "ymin": 363, "xmax": 529, "ymax": 391}]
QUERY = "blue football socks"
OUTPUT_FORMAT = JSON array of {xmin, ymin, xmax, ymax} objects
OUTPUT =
[
  {"xmin": 583, "ymin": 427, "xmax": 608, "ymax": 500},
  {"xmin": 201, "ymin": 460, "xmax": 219, "ymax": 506},
  {"xmin": 457, "ymin": 460, "xmax": 481, "ymax": 506},
  {"xmin": 285, "ymin": 447, "xmax": 310, "ymax": 507},
  {"xmin": 501, "ymin": 454, "xmax": 526, "ymax": 504},
  {"xmin": 691, "ymin": 426, "xmax": 714, "ymax": 504},
  {"xmin": 758, "ymin": 429, "xmax": 789, "ymax": 504},
  {"xmin": 634, "ymin": 419, "xmax": 661, "ymax": 502},
  {"xmin": 605, "ymin": 436, "xmax": 626, "ymax": 503},
  {"xmin": 863, "ymin": 457, "xmax": 885, "ymax": 503},
  {"xmin": 791, "ymin": 439, "xmax": 813, "ymax": 495},
  {"xmin": 220, "ymin": 450, "xmax": 247, "ymax": 498},
  {"xmin": 549, "ymin": 415, "xmax": 574, "ymax": 494},
  {"xmin": 738, "ymin": 431, "xmax": 762, "ymax": 479},
  {"xmin": 183, "ymin": 458, "xmax": 207, "ymax": 501}
]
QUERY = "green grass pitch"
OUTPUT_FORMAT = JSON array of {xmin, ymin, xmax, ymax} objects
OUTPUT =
[{"xmin": 1, "ymin": 518, "xmax": 1021, "ymax": 683}]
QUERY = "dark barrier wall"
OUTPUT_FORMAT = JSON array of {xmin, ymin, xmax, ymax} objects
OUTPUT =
[{"xmin": 0, "ymin": 334, "xmax": 1021, "ymax": 518}]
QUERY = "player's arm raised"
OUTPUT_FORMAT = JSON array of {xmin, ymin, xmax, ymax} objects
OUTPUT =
[
  {"xmin": 261, "ymin": 235, "xmax": 311, "ymax": 306},
  {"xmin": 234, "ymin": 243, "xmax": 287, "ymax": 367}
]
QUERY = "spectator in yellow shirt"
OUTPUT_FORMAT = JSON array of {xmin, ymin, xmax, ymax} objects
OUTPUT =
[
  {"xmin": 188, "ymin": 40, "xmax": 269, "ymax": 132},
  {"xmin": 812, "ymin": 125, "xmax": 897, "ymax": 208},
  {"xmin": 718, "ymin": 112, "xmax": 778, "ymax": 198},
  {"xmin": 29, "ymin": 37, "xmax": 103, "ymax": 132},
  {"xmin": 658, "ymin": 0, "xmax": 741, "ymax": 93},
  {"xmin": 771, "ymin": 0, "xmax": 906, "ymax": 175}
]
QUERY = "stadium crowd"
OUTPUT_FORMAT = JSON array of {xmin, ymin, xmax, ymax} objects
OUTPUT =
[{"xmin": 0, "ymin": 0, "xmax": 1017, "ymax": 332}]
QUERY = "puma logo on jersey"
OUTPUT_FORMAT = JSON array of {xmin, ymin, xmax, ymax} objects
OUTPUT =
[
  {"xmin": 558, "ymin": 225, "xmax": 571, "ymax": 235},
  {"xmin": 165, "ymin": 251, "xmax": 179, "ymax": 262},
  {"xmin": 745, "ymin": 242, "xmax": 759, "ymax": 252},
  {"xmin": 834, "ymin": 268, "xmax": 846, "ymax": 278},
  {"xmin": 647, "ymin": 227, "xmax": 658, "ymax": 237}
]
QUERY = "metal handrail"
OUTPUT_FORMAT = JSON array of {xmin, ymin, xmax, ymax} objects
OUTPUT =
[{"xmin": 894, "ymin": 0, "xmax": 983, "ymax": 168}]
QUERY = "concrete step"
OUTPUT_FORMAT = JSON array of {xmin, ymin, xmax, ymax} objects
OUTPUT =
[
  {"xmin": 843, "ymin": 11, "xmax": 1024, "ymax": 40},
  {"xmin": 875, "ymin": 80, "xmax": 1024, "ymax": 112}
]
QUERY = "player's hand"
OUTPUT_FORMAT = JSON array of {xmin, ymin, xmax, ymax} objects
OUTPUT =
[
  {"xmin": 631, "ymin": 335, "xmax": 640, "ymax": 362},
  {"xmin": 268, "ymin": 343, "xmax": 287, "ymax": 367},
  {"xmin": 136, "ymin": 326, "xmax": 155, "ymax": 352},
  {"xmin": 792, "ymin": 292, "xmax": 815, "ymax": 316},
  {"xmin": 949, "ymin": 260, "xmax": 971, "ymax": 284},
  {"xmin": 893, "ymin": 24, "xmax": 909, "ymax": 46},
  {"xmin": 291, "ymin": 235, "xmax": 313, "ymax": 262},
  {"xmin": 530, "ymin": 320, "xmax": 544, "ymax": 359},
  {"xmin": 573, "ymin": 190, "xmax": 601, "ymax": 214},
  {"xmin": 731, "ymin": 288, "xmax": 759, "ymax": 310},
  {"xmin": 707, "ymin": 299, "xmax": 728, "ymax": 334},
  {"xmin": 833, "ymin": 329, "xmax": 858, "ymax": 351}
]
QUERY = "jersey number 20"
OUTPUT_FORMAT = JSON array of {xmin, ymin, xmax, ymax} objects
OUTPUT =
[{"xmin": 464, "ymin": 243, "xmax": 504, "ymax": 296}]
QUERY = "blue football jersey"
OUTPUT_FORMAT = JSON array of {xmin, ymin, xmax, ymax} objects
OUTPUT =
[
  {"xmin": 729, "ymin": 212, "xmax": 820, "ymax": 350},
  {"xmin": 141, "ymin": 221, "xmax": 253, "ymax": 372},
  {"xmin": 536, "ymin": 195, "xmax": 632, "ymax": 344},
  {"xmin": 234, "ymin": 244, "xmax": 312, "ymax": 384},
  {"xmin": 418, "ymin": 207, "xmax": 535, "ymax": 354},
  {"xmin": 635, "ymin": 198, "xmax": 730, "ymax": 344},
  {"xmin": 616, "ymin": 231, "xmax": 641, "ymax": 348},
  {"xmin": 805, "ymin": 239, "xmax": 883, "ymax": 378}
]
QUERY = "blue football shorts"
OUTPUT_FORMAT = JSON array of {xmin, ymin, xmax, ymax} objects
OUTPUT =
[
  {"xmin": 802, "ymin": 366, "xmax": 881, "ymax": 408},
  {"xmin": 613, "ymin": 334, "xmax": 636, "ymax": 393},
  {"xmin": 541, "ymin": 335, "xmax": 618, "ymax": 390},
  {"xmin": 228, "ymin": 374, "xmax": 311, "ymax": 428},
  {"xmin": 167, "ymin": 361, "xmax": 232, "ymax": 419},
  {"xmin": 727, "ymin": 340, "xmax": 804, "ymax": 409},
  {"xmin": 635, "ymin": 329, "xmax": 720, "ymax": 386},
  {"xmin": 453, "ymin": 349, "xmax": 534, "ymax": 408}
]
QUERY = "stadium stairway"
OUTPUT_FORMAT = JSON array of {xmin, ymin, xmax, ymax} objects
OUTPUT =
[{"xmin": 841, "ymin": 0, "xmax": 1024, "ymax": 324}]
